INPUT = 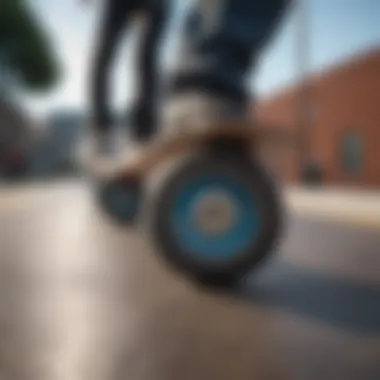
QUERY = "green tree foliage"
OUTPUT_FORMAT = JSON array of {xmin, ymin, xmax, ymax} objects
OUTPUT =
[{"xmin": 0, "ymin": 0, "xmax": 60, "ymax": 91}]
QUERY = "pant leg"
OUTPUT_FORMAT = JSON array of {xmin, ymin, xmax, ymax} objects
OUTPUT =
[
  {"xmin": 130, "ymin": 0, "xmax": 171, "ymax": 141},
  {"xmin": 90, "ymin": 0, "xmax": 135, "ymax": 132},
  {"xmin": 170, "ymin": 0, "xmax": 290, "ymax": 106}
]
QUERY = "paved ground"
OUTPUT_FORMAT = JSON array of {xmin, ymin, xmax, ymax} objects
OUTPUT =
[
  {"xmin": 0, "ymin": 179, "xmax": 379, "ymax": 380},
  {"xmin": 287, "ymin": 187, "xmax": 380, "ymax": 229}
]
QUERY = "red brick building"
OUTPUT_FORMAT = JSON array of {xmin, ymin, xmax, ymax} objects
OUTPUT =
[{"xmin": 255, "ymin": 48, "xmax": 380, "ymax": 189}]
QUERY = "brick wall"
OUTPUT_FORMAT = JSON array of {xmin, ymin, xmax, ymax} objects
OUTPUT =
[{"xmin": 255, "ymin": 48, "xmax": 380, "ymax": 189}]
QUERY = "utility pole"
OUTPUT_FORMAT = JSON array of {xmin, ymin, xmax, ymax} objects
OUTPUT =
[{"xmin": 296, "ymin": 0, "xmax": 312, "ymax": 180}]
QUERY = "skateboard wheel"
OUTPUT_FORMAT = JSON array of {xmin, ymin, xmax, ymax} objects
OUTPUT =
[
  {"xmin": 97, "ymin": 177, "xmax": 141, "ymax": 224},
  {"xmin": 147, "ymin": 154, "xmax": 282, "ymax": 286}
]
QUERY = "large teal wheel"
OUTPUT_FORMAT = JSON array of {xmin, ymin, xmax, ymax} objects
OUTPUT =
[
  {"xmin": 97, "ymin": 177, "xmax": 141, "ymax": 225},
  {"xmin": 146, "ymin": 153, "xmax": 283, "ymax": 286}
]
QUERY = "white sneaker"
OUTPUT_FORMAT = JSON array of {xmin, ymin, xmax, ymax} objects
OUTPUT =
[
  {"xmin": 162, "ymin": 92, "xmax": 250, "ymax": 138},
  {"xmin": 76, "ymin": 128, "xmax": 120, "ymax": 172},
  {"xmin": 84, "ymin": 134, "xmax": 150, "ymax": 179}
]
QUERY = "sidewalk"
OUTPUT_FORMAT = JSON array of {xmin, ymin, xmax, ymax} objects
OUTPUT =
[{"xmin": 286, "ymin": 187, "xmax": 380, "ymax": 229}]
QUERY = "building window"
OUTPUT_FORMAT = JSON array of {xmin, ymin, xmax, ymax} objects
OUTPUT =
[{"xmin": 340, "ymin": 131, "xmax": 362, "ymax": 174}]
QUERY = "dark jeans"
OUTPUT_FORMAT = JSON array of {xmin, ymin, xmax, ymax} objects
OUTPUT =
[
  {"xmin": 170, "ymin": 0, "xmax": 290, "ymax": 108},
  {"xmin": 91, "ymin": 0, "xmax": 170, "ymax": 140},
  {"xmin": 91, "ymin": 0, "xmax": 289, "ymax": 140}
]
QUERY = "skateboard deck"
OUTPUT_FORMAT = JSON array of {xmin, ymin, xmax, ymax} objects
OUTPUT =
[{"xmin": 90, "ymin": 123, "xmax": 293, "ymax": 181}]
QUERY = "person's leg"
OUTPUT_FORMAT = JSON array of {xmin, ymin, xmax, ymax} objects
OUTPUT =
[
  {"xmin": 129, "ymin": 0, "xmax": 171, "ymax": 142},
  {"xmin": 90, "ymin": 0, "xmax": 134, "ymax": 144},
  {"xmin": 165, "ymin": 0, "xmax": 290, "ymax": 130}
]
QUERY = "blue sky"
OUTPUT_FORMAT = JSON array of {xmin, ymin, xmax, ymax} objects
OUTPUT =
[{"xmin": 26, "ymin": 0, "xmax": 380, "ymax": 117}]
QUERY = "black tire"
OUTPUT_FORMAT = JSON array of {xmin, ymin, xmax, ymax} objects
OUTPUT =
[
  {"xmin": 96, "ymin": 176, "xmax": 142, "ymax": 225},
  {"xmin": 144, "ymin": 152, "xmax": 283, "ymax": 287}
]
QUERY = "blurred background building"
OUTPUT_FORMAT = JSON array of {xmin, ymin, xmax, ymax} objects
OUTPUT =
[
  {"xmin": 30, "ymin": 110, "xmax": 85, "ymax": 176},
  {"xmin": 0, "ymin": 98, "xmax": 35, "ymax": 178},
  {"xmin": 256, "ymin": 48, "xmax": 380, "ymax": 188}
]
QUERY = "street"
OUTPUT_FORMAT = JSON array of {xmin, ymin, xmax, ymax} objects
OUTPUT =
[{"xmin": 0, "ymin": 179, "xmax": 379, "ymax": 380}]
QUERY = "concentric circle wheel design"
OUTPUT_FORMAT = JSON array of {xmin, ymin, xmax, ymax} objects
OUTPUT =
[{"xmin": 146, "ymin": 153, "xmax": 283, "ymax": 286}]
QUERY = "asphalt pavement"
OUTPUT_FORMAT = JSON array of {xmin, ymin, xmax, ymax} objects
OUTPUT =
[{"xmin": 0, "ymin": 179, "xmax": 379, "ymax": 380}]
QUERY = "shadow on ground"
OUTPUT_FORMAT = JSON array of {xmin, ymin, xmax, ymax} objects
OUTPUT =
[{"xmin": 241, "ymin": 260, "xmax": 380, "ymax": 336}]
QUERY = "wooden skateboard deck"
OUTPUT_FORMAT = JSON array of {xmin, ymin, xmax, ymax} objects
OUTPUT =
[{"xmin": 90, "ymin": 123, "xmax": 293, "ymax": 181}]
